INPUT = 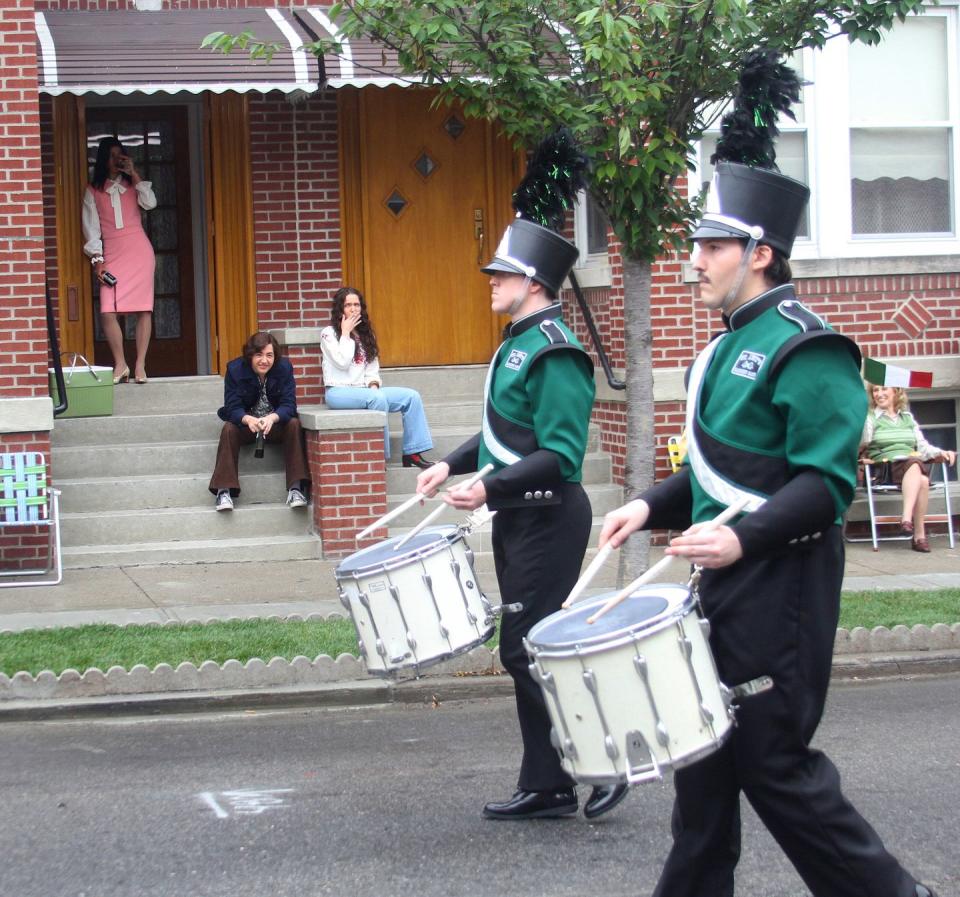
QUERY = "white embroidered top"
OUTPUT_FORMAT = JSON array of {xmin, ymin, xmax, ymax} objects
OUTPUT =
[{"xmin": 319, "ymin": 325, "xmax": 382, "ymax": 388}]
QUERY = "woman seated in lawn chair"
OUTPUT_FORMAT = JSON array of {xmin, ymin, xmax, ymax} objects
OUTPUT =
[{"xmin": 859, "ymin": 384, "xmax": 956, "ymax": 552}]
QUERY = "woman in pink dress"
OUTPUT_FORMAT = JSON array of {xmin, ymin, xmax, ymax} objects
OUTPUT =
[{"xmin": 82, "ymin": 137, "xmax": 157, "ymax": 384}]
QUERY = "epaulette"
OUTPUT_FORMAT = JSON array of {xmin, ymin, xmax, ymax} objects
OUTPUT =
[
  {"xmin": 539, "ymin": 319, "xmax": 571, "ymax": 345},
  {"xmin": 770, "ymin": 300, "xmax": 861, "ymax": 376}
]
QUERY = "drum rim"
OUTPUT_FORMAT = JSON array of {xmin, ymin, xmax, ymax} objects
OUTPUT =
[
  {"xmin": 361, "ymin": 623, "xmax": 496, "ymax": 677},
  {"xmin": 526, "ymin": 584, "xmax": 694, "ymax": 656},
  {"xmin": 334, "ymin": 525, "xmax": 464, "ymax": 578}
]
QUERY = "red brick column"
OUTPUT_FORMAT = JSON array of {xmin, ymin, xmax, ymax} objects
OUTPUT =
[
  {"xmin": 0, "ymin": 0, "xmax": 54, "ymax": 574},
  {"xmin": 300, "ymin": 408, "xmax": 389, "ymax": 560}
]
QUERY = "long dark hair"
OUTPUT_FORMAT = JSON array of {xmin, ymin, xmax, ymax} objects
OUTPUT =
[
  {"xmin": 91, "ymin": 136, "xmax": 129, "ymax": 191},
  {"xmin": 331, "ymin": 287, "xmax": 379, "ymax": 361}
]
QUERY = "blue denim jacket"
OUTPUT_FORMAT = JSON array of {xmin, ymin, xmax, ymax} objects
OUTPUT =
[{"xmin": 217, "ymin": 356, "xmax": 298, "ymax": 426}]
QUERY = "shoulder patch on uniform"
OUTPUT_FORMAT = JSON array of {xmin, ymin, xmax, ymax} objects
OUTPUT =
[
  {"xmin": 539, "ymin": 319, "xmax": 570, "ymax": 345},
  {"xmin": 730, "ymin": 350, "xmax": 766, "ymax": 380},
  {"xmin": 777, "ymin": 299, "xmax": 826, "ymax": 332},
  {"xmin": 504, "ymin": 348, "xmax": 528, "ymax": 371}
]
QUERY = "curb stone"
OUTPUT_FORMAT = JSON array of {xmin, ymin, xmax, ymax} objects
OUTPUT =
[{"xmin": 2, "ymin": 623, "xmax": 960, "ymax": 716}]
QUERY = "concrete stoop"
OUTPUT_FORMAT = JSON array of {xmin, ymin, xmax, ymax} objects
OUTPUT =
[
  {"xmin": 2, "ymin": 616, "xmax": 959, "ymax": 710},
  {"xmin": 50, "ymin": 366, "xmax": 623, "ymax": 571}
]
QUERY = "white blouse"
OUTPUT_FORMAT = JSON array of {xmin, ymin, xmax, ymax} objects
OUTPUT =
[
  {"xmin": 81, "ymin": 178, "xmax": 158, "ymax": 258},
  {"xmin": 319, "ymin": 325, "xmax": 382, "ymax": 388}
]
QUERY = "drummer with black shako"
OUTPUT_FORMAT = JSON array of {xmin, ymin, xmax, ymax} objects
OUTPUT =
[
  {"xmin": 416, "ymin": 218, "xmax": 626, "ymax": 821},
  {"xmin": 598, "ymin": 50, "xmax": 939, "ymax": 897}
]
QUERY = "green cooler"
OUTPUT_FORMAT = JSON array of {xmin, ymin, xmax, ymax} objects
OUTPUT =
[{"xmin": 49, "ymin": 354, "xmax": 114, "ymax": 418}]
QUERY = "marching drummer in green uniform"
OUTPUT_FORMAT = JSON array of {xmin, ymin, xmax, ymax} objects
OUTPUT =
[
  {"xmin": 417, "ymin": 216, "xmax": 625, "ymax": 820},
  {"xmin": 598, "ymin": 49, "xmax": 939, "ymax": 897}
]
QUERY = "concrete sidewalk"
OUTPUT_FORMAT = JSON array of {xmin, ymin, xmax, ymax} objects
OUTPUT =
[
  {"xmin": 0, "ymin": 536, "xmax": 957, "ymax": 633},
  {"xmin": 0, "ymin": 536, "xmax": 958, "ymax": 717}
]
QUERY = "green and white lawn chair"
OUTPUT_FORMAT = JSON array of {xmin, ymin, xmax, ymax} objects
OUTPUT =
[{"xmin": 0, "ymin": 452, "xmax": 62, "ymax": 587}]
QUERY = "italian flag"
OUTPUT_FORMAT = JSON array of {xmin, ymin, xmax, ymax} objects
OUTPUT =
[{"xmin": 863, "ymin": 357, "xmax": 933, "ymax": 389}]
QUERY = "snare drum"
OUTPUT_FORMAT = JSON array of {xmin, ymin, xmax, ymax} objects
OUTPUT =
[
  {"xmin": 524, "ymin": 584, "xmax": 732, "ymax": 785},
  {"xmin": 335, "ymin": 525, "xmax": 494, "ymax": 677}
]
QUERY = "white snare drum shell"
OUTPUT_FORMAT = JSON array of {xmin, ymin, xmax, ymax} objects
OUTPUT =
[
  {"xmin": 526, "ymin": 584, "xmax": 732, "ymax": 785},
  {"xmin": 335, "ymin": 526, "xmax": 494, "ymax": 677}
]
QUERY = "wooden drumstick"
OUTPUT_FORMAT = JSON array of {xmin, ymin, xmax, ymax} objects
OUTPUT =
[
  {"xmin": 586, "ymin": 498, "xmax": 750, "ymax": 625},
  {"xmin": 393, "ymin": 464, "xmax": 494, "ymax": 550},
  {"xmin": 356, "ymin": 490, "xmax": 430, "ymax": 541},
  {"xmin": 562, "ymin": 542, "xmax": 614, "ymax": 608}
]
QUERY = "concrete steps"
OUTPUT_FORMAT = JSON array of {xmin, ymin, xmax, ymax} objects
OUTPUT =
[{"xmin": 49, "ymin": 365, "xmax": 621, "ymax": 570}]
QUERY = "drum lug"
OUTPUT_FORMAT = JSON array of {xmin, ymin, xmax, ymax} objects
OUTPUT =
[
  {"xmin": 679, "ymin": 631, "xmax": 716, "ymax": 729},
  {"xmin": 699, "ymin": 616, "xmax": 711, "ymax": 639},
  {"xmin": 531, "ymin": 661, "xmax": 578, "ymax": 761},
  {"xmin": 581, "ymin": 667, "xmax": 619, "ymax": 762},
  {"xmin": 336, "ymin": 586, "xmax": 350, "ymax": 610},
  {"xmin": 632, "ymin": 652, "xmax": 670, "ymax": 748}
]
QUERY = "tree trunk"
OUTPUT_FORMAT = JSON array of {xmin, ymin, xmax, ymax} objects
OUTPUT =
[{"xmin": 618, "ymin": 255, "xmax": 655, "ymax": 586}]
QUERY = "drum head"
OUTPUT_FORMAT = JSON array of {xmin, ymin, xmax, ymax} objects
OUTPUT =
[
  {"xmin": 335, "ymin": 525, "xmax": 458, "ymax": 576},
  {"xmin": 528, "ymin": 584, "xmax": 689, "ymax": 649}
]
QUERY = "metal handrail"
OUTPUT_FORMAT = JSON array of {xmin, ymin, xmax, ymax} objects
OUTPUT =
[{"xmin": 567, "ymin": 270, "xmax": 625, "ymax": 391}]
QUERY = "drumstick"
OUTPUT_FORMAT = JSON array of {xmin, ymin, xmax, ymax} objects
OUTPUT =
[
  {"xmin": 393, "ymin": 464, "xmax": 495, "ymax": 550},
  {"xmin": 562, "ymin": 542, "xmax": 614, "ymax": 608},
  {"xmin": 586, "ymin": 498, "xmax": 750, "ymax": 625},
  {"xmin": 356, "ymin": 490, "xmax": 431, "ymax": 541}
]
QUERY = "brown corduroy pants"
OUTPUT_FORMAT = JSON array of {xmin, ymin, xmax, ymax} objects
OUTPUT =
[{"xmin": 208, "ymin": 417, "xmax": 309, "ymax": 497}]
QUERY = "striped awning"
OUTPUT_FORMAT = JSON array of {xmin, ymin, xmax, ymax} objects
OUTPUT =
[
  {"xmin": 294, "ymin": 7, "xmax": 430, "ymax": 89},
  {"xmin": 35, "ymin": 9, "xmax": 320, "ymax": 96}
]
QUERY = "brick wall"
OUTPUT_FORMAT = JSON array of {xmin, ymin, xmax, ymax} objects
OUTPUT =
[
  {"xmin": 0, "ymin": 0, "xmax": 48, "ymax": 401},
  {"xmin": 305, "ymin": 428, "xmax": 387, "ymax": 558},
  {"xmin": 249, "ymin": 93, "xmax": 343, "ymax": 331}
]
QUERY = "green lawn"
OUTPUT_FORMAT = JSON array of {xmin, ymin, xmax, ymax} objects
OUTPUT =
[{"xmin": 0, "ymin": 590, "xmax": 956, "ymax": 678}]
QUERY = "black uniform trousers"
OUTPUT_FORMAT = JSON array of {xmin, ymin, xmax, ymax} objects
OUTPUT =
[
  {"xmin": 653, "ymin": 527, "xmax": 919, "ymax": 897},
  {"xmin": 492, "ymin": 482, "xmax": 592, "ymax": 792}
]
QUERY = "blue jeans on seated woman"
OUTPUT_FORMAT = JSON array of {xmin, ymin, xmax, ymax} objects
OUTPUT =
[{"xmin": 324, "ymin": 386, "xmax": 433, "ymax": 461}]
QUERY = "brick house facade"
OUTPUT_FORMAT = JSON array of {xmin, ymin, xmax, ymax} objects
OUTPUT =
[{"xmin": 2, "ymin": 1, "xmax": 958, "ymax": 568}]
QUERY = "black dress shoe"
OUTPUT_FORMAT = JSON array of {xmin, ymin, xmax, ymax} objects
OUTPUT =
[
  {"xmin": 583, "ymin": 783, "xmax": 629, "ymax": 819},
  {"xmin": 917, "ymin": 886, "xmax": 939, "ymax": 897},
  {"xmin": 482, "ymin": 788, "xmax": 577, "ymax": 820},
  {"xmin": 402, "ymin": 452, "xmax": 433, "ymax": 469}
]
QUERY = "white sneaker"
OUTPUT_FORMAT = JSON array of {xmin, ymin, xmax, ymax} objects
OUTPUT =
[
  {"xmin": 216, "ymin": 490, "xmax": 234, "ymax": 511},
  {"xmin": 286, "ymin": 487, "xmax": 308, "ymax": 509}
]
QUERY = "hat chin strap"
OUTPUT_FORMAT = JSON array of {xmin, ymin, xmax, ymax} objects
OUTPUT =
[
  {"xmin": 720, "ymin": 227, "xmax": 763, "ymax": 314},
  {"xmin": 508, "ymin": 275, "xmax": 533, "ymax": 317}
]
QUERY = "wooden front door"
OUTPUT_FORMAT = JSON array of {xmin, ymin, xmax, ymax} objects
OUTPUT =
[
  {"xmin": 340, "ymin": 88, "xmax": 519, "ymax": 366},
  {"xmin": 86, "ymin": 107, "xmax": 197, "ymax": 376}
]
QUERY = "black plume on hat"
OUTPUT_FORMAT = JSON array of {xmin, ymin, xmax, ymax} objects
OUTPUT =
[
  {"xmin": 481, "ymin": 128, "xmax": 586, "ymax": 294},
  {"xmin": 512, "ymin": 128, "xmax": 590, "ymax": 231},
  {"xmin": 711, "ymin": 49, "xmax": 803, "ymax": 171}
]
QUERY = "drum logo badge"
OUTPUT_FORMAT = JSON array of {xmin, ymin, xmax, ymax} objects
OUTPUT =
[
  {"xmin": 505, "ymin": 349, "xmax": 528, "ymax": 371},
  {"xmin": 731, "ymin": 350, "xmax": 765, "ymax": 381}
]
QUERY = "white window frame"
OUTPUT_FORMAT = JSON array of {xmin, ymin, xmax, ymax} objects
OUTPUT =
[
  {"xmin": 693, "ymin": 3, "xmax": 960, "ymax": 261},
  {"xmin": 572, "ymin": 189, "xmax": 612, "ymax": 287}
]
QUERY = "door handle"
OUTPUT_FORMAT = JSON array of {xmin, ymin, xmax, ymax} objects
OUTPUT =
[{"xmin": 474, "ymin": 208, "xmax": 484, "ymax": 264}]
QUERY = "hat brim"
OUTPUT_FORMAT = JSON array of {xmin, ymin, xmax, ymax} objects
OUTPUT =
[
  {"xmin": 690, "ymin": 221, "xmax": 750, "ymax": 242},
  {"xmin": 480, "ymin": 258, "xmax": 527, "ymax": 277}
]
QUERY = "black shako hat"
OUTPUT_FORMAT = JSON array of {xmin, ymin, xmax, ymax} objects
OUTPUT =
[
  {"xmin": 691, "ymin": 161, "xmax": 810, "ymax": 258},
  {"xmin": 481, "ymin": 217, "xmax": 579, "ymax": 296}
]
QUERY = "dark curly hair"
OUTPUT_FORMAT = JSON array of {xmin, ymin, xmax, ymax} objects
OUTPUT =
[
  {"xmin": 331, "ymin": 287, "xmax": 379, "ymax": 362},
  {"xmin": 91, "ymin": 136, "xmax": 131, "ymax": 191}
]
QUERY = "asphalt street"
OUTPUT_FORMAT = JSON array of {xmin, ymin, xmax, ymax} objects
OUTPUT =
[{"xmin": 1, "ymin": 674, "xmax": 957, "ymax": 897}]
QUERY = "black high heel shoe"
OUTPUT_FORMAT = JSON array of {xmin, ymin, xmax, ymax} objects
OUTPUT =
[{"xmin": 402, "ymin": 452, "xmax": 433, "ymax": 470}]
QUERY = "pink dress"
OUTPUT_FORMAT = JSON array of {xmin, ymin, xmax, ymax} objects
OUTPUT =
[{"xmin": 83, "ymin": 180, "xmax": 156, "ymax": 314}]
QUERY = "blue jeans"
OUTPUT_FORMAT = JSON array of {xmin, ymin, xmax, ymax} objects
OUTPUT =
[{"xmin": 324, "ymin": 386, "xmax": 433, "ymax": 460}]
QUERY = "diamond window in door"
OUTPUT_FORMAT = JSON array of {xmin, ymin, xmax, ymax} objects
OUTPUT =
[
  {"xmin": 443, "ymin": 114, "xmax": 465, "ymax": 140},
  {"xmin": 384, "ymin": 188, "xmax": 410, "ymax": 218},
  {"xmin": 413, "ymin": 149, "xmax": 439, "ymax": 180}
]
